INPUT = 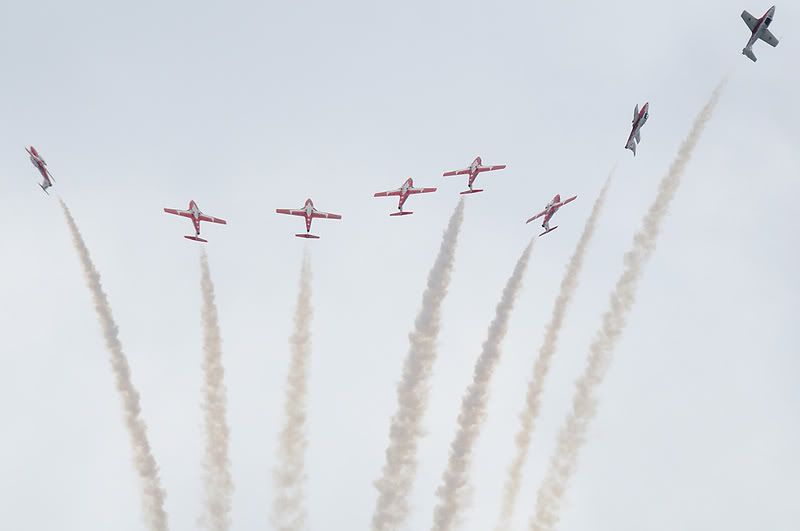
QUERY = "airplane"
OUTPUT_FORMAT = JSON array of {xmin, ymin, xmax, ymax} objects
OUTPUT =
[
  {"xmin": 741, "ymin": 5, "xmax": 778, "ymax": 62},
  {"xmin": 26, "ymin": 146, "xmax": 54, "ymax": 194},
  {"xmin": 163, "ymin": 200, "xmax": 227, "ymax": 243},
  {"xmin": 442, "ymin": 156, "xmax": 506, "ymax": 194},
  {"xmin": 373, "ymin": 177, "xmax": 437, "ymax": 216},
  {"xmin": 526, "ymin": 194, "xmax": 577, "ymax": 237},
  {"xmin": 276, "ymin": 198, "xmax": 342, "ymax": 239},
  {"xmin": 625, "ymin": 103, "xmax": 649, "ymax": 156}
]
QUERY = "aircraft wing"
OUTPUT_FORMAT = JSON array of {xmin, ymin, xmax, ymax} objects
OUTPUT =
[
  {"xmin": 199, "ymin": 214, "xmax": 227, "ymax": 225},
  {"xmin": 373, "ymin": 189, "xmax": 402, "ymax": 197},
  {"xmin": 525, "ymin": 209, "xmax": 547, "ymax": 224},
  {"xmin": 556, "ymin": 195, "xmax": 577, "ymax": 208},
  {"xmin": 276, "ymin": 208, "xmax": 306, "ymax": 216},
  {"xmin": 164, "ymin": 208, "xmax": 192, "ymax": 218},
  {"xmin": 311, "ymin": 210, "xmax": 342, "ymax": 220},
  {"xmin": 409, "ymin": 187, "xmax": 437, "ymax": 194},
  {"xmin": 443, "ymin": 168, "xmax": 471, "ymax": 177},
  {"xmin": 741, "ymin": 11, "xmax": 758, "ymax": 31},
  {"xmin": 760, "ymin": 28, "xmax": 779, "ymax": 47},
  {"xmin": 479, "ymin": 164, "xmax": 507, "ymax": 172}
]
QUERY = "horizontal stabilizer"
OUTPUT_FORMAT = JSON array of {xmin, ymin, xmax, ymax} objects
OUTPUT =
[
  {"xmin": 39, "ymin": 184, "xmax": 50, "ymax": 195},
  {"xmin": 295, "ymin": 233, "xmax": 320, "ymax": 239},
  {"xmin": 390, "ymin": 211, "xmax": 414, "ymax": 216},
  {"xmin": 184, "ymin": 235, "xmax": 208, "ymax": 243},
  {"xmin": 460, "ymin": 189, "xmax": 484, "ymax": 195},
  {"xmin": 742, "ymin": 47, "xmax": 757, "ymax": 62},
  {"xmin": 539, "ymin": 226, "xmax": 559, "ymax": 237}
]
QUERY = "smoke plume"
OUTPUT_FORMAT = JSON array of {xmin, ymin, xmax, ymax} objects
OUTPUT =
[
  {"xmin": 496, "ymin": 173, "xmax": 613, "ymax": 530},
  {"xmin": 432, "ymin": 240, "xmax": 535, "ymax": 531},
  {"xmin": 272, "ymin": 252, "xmax": 313, "ymax": 531},
  {"xmin": 199, "ymin": 250, "xmax": 233, "ymax": 531},
  {"xmin": 371, "ymin": 199, "xmax": 466, "ymax": 531},
  {"xmin": 59, "ymin": 199, "xmax": 169, "ymax": 531},
  {"xmin": 529, "ymin": 81, "xmax": 726, "ymax": 531}
]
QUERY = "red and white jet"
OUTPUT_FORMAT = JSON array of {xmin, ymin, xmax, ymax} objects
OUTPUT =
[
  {"xmin": 26, "ymin": 146, "xmax": 54, "ymax": 194},
  {"xmin": 163, "ymin": 200, "xmax": 227, "ymax": 243},
  {"xmin": 373, "ymin": 177, "xmax": 437, "ymax": 216},
  {"xmin": 442, "ymin": 156, "xmax": 506, "ymax": 194},
  {"xmin": 625, "ymin": 103, "xmax": 649, "ymax": 156},
  {"xmin": 741, "ymin": 6, "xmax": 778, "ymax": 62},
  {"xmin": 276, "ymin": 198, "xmax": 342, "ymax": 239},
  {"xmin": 526, "ymin": 194, "xmax": 577, "ymax": 237}
]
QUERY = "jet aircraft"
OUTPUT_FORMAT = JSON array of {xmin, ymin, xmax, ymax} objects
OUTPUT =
[
  {"xmin": 163, "ymin": 200, "xmax": 227, "ymax": 242},
  {"xmin": 526, "ymin": 194, "xmax": 577, "ymax": 237},
  {"xmin": 442, "ymin": 156, "xmax": 506, "ymax": 194},
  {"xmin": 625, "ymin": 103, "xmax": 649, "ymax": 156},
  {"xmin": 26, "ymin": 146, "xmax": 54, "ymax": 194},
  {"xmin": 276, "ymin": 198, "xmax": 342, "ymax": 239},
  {"xmin": 373, "ymin": 177, "xmax": 437, "ymax": 216},
  {"xmin": 741, "ymin": 6, "xmax": 779, "ymax": 62}
]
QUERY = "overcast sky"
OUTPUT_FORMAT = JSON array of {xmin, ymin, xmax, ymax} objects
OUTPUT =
[{"xmin": 0, "ymin": 1, "xmax": 798, "ymax": 530}]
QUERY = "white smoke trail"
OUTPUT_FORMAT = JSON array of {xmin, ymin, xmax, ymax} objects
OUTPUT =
[
  {"xmin": 431, "ymin": 240, "xmax": 535, "ymax": 531},
  {"xmin": 59, "ymin": 199, "xmax": 169, "ymax": 531},
  {"xmin": 529, "ymin": 80, "xmax": 726, "ymax": 531},
  {"xmin": 371, "ymin": 199, "xmax": 466, "ymax": 531},
  {"xmin": 199, "ymin": 250, "xmax": 233, "ymax": 531},
  {"xmin": 495, "ymin": 173, "xmax": 614, "ymax": 531},
  {"xmin": 272, "ymin": 252, "xmax": 313, "ymax": 531}
]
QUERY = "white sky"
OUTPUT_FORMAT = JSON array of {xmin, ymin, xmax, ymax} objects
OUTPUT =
[{"xmin": 0, "ymin": 1, "xmax": 798, "ymax": 530}]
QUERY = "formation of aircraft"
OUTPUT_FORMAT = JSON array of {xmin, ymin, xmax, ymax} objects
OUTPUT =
[
  {"xmin": 163, "ymin": 200, "xmax": 227, "ymax": 243},
  {"xmin": 741, "ymin": 5, "xmax": 779, "ymax": 62},
  {"xmin": 442, "ymin": 156, "xmax": 507, "ymax": 194},
  {"xmin": 526, "ymin": 194, "xmax": 578, "ymax": 237},
  {"xmin": 373, "ymin": 178, "xmax": 437, "ymax": 216},
  {"xmin": 23, "ymin": 6, "xmax": 780, "ymax": 243},
  {"xmin": 26, "ymin": 146, "xmax": 54, "ymax": 194},
  {"xmin": 276, "ymin": 198, "xmax": 342, "ymax": 239}
]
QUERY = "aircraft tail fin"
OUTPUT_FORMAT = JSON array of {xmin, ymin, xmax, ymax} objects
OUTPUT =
[
  {"xmin": 390, "ymin": 211, "xmax": 414, "ymax": 216},
  {"xmin": 625, "ymin": 139, "xmax": 637, "ymax": 156},
  {"xmin": 184, "ymin": 235, "xmax": 208, "ymax": 243},
  {"xmin": 742, "ymin": 47, "xmax": 757, "ymax": 62}
]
